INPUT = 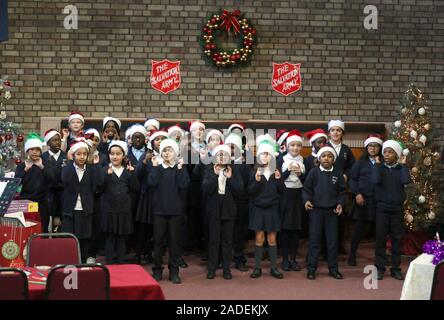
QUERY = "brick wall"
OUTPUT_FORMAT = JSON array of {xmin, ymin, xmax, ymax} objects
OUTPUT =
[{"xmin": 1, "ymin": 0, "xmax": 443, "ymax": 147}]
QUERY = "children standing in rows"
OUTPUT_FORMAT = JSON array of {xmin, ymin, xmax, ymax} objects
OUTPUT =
[
  {"xmin": 303, "ymin": 145, "xmax": 346, "ymax": 280},
  {"xmin": 248, "ymin": 139, "xmax": 285, "ymax": 279},
  {"xmin": 99, "ymin": 141, "xmax": 139, "ymax": 264},
  {"xmin": 203, "ymin": 144, "xmax": 244, "ymax": 280},
  {"xmin": 42, "ymin": 129, "xmax": 67, "ymax": 232},
  {"xmin": 279, "ymin": 130, "xmax": 306, "ymax": 272},
  {"xmin": 372, "ymin": 140, "xmax": 410, "ymax": 280},
  {"xmin": 148, "ymin": 139, "xmax": 190, "ymax": 284},
  {"xmin": 348, "ymin": 134, "xmax": 383, "ymax": 266}
]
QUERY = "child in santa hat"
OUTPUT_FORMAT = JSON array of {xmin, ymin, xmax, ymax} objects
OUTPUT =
[
  {"xmin": 62, "ymin": 111, "xmax": 85, "ymax": 152},
  {"xmin": 127, "ymin": 124, "xmax": 148, "ymax": 166},
  {"xmin": 372, "ymin": 140, "xmax": 410, "ymax": 281},
  {"xmin": 97, "ymin": 116, "xmax": 122, "ymax": 157},
  {"xmin": 303, "ymin": 145, "xmax": 346, "ymax": 280},
  {"xmin": 304, "ymin": 129, "xmax": 328, "ymax": 174},
  {"xmin": 148, "ymin": 138, "xmax": 190, "ymax": 284},
  {"xmin": 15, "ymin": 133, "xmax": 56, "ymax": 233},
  {"xmin": 42, "ymin": 129, "xmax": 67, "ymax": 232}
]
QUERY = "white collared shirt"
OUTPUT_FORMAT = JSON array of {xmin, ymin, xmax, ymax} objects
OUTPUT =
[
  {"xmin": 131, "ymin": 147, "xmax": 145, "ymax": 162},
  {"xmin": 73, "ymin": 163, "xmax": 86, "ymax": 210},
  {"xmin": 112, "ymin": 165, "xmax": 124, "ymax": 178},
  {"xmin": 48, "ymin": 150, "xmax": 61, "ymax": 162},
  {"xmin": 161, "ymin": 161, "xmax": 175, "ymax": 169},
  {"xmin": 218, "ymin": 169, "xmax": 227, "ymax": 195},
  {"xmin": 330, "ymin": 140, "xmax": 342, "ymax": 157},
  {"xmin": 320, "ymin": 165, "xmax": 334, "ymax": 172},
  {"xmin": 263, "ymin": 167, "xmax": 272, "ymax": 181}
]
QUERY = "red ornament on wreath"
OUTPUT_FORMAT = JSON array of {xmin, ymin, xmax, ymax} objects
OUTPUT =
[
  {"xmin": 200, "ymin": 9, "xmax": 257, "ymax": 68},
  {"xmin": 15, "ymin": 159, "xmax": 22, "ymax": 165},
  {"xmin": 16, "ymin": 134, "xmax": 24, "ymax": 143},
  {"xmin": 5, "ymin": 133, "xmax": 12, "ymax": 141}
]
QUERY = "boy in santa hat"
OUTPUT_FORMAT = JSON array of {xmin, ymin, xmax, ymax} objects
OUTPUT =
[
  {"xmin": 62, "ymin": 111, "xmax": 85, "ymax": 152},
  {"xmin": 303, "ymin": 145, "xmax": 346, "ymax": 280},
  {"xmin": 372, "ymin": 140, "xmax": 410, "ymax": 280},
  {"xmin": 304, "ymin": 129, "xmax": 328, "ymax": 174}
]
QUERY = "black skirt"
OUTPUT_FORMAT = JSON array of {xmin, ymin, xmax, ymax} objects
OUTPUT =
[
  {"xmin": 101, "ymin": 211, "xmax": 133, "ymax": 235},
  {"xmin": 135, "ymin": 192, "xmax": 152, "ymax": 224},
  {"xmin": 351, "ymin": 196, "xmax": 376, "ymax": 222},
  {"xmin": 249, "ymin": 204, "xmax": 281, "ymax": 232},
  {"xmin": 280, "ymin": 187, "xmax": 303, "ymax": 230},
  {"xmin": 62, "ymin": 210, "xmax": 93, "ymax": 239}
]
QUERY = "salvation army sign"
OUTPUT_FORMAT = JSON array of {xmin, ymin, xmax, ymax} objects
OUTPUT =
[
  {"xmin": 150, "ymin": 60, "xmax": 181, "ymax": 94},
  {"xmin": 271, "ymin": 62, "xmax": 301, "ymax": 96}
]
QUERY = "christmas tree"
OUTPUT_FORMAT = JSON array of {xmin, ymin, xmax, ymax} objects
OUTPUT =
[
  {"xmin": 0, "ymin": 78, "xmax": 24, "ymax": 177},
  {"xmin": 390, "ymin": 84, "xmax": 443, "ymax": 231}
]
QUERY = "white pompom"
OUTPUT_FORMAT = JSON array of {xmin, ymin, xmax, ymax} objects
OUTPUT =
[
  {"xmin": 394, "ymin": 120, "xmax": 402, "ymax": 128},
  {"xmin": 418, "ymin": 195, "xmax": 426, "ymax": 204},
  {"xmin": 428, "ymin": 211, "xmax": 436, "ymax": 220},
  {"xmin": 402, "ymin": 148, "xmax": 410, "ymax": 156},
  {"xmin": 418, "ymin": 107, "xmax": 426, "ymax": 115},
  {"xmin": 419, "ymin": 135, "xmax": 427, "ymax": 145}
]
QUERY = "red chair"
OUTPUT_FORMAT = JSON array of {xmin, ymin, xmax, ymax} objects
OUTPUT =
[
  {"xmin": 26, "ymin": 233, "xmax": 81, "ymax": 267},
  {"xmin": 45, "ymin": 264, "xmax": 110, "ymax": 300},
  {"xmin": 0, "ymin": 268, "xmax": 28, "ymax": 300},
  {"xmin": 431, "ymin": 260, "xmax": 444, "ymax": 300}
]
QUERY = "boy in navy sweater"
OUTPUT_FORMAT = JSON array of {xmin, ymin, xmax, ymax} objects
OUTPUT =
[
  {"xmin": 372, "ymin": 140, "xmax": 411, "ymax": 280},
  {"xmin": 303, "ymin": 145, "xmax": 346, "ymax": 280}
]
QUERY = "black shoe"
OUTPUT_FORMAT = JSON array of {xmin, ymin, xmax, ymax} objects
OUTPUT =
[
  {"xmin": 390, "ymin": 269, "xmax": 403, "ymax": 280},
  {"xmin": 338, "ymin": 246, "xmax": 347, "ymax": 255},
  {"xmin": 329, "ymin": 270, "xmax": 344, "ymax": 280},
  {"xmin": 206, "ymin": 270, "xmax": 216, "ymax": 279},
  {"xmin": 307, "ymin": 270, "xmax": 316, "ymax": 280},
  {"xmin": 290, "ymin": 260, "xmax": 302, "ymax": 271},
  {"xmin": 235, "ymin": 261, "xmax": 248, "ymax": 272},
  {"xmin": 282, "ymin": 260, "xmax": 291, "ymax": 271},
  {"xmin": 223, "ymin": 270, "xmax": 232, "ymax": 280},
  {"xmin": 377, "ymin": 270, "xmax": 384, "ymax": 280},
  {"xmin": 201, "ymin": 255, "xmax": 208, "ymax": 262},
  {"xmin": 250, "ymin": 268, "xmax": 262, "ymax": 279},
  {"xmin": 152, "ymin": 270, "xmax": 162, "ymax": 282},
  {"xmin": 178, "ymin": 257, "xmax": 188, "ymax": 268},
  {"xmin": 270, "ymin": 268, "xmax": 284, "ymax": 279},
  {"xmin": 347, "ymin": 256, "xmax": 357, "ymax": 266},
  {"xmin": 169, "ymin": 273, "xmax": 181, "ymax": 284}
]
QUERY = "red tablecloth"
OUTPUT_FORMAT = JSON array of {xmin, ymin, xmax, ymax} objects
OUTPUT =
[{"xmin": 26, "ymin": 264, "xmax": 165, "ymax": 300}]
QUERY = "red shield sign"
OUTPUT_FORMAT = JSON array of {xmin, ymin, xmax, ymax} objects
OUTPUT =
[
  {"xmin": 271, "ymin": 62, "xmax": 301, "ymax": 96},
  {"xmin": 150, "ymin": 60, "xmax": 181, "ymax": 94}
]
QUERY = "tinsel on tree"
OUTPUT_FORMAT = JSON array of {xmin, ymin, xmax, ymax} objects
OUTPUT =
[
  {"xmin": 390, "ymin": 84, "xmax": 443, "ymax": 231},
  {"xmin": 0, "ymin": 78, "xmax": 24, "ymax": 177}
]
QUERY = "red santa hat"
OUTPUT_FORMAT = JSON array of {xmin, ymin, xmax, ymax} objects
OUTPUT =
[
  {"xmin": 317, "ymin": 145, "xmax": 337, "ymax": 162},
  {"xmin": 227, "ymin": 123, "xmax": 245, "ymax": 133},
  {"xmin": 70, "ymin": 139, "xmax": 89, "ymax": 154},
  {"xmin": 277, "ymin": 130, "xmax": 289, "ymax": 146},
  {"xmin": 167, "ymin": 124, "xmax": 185, "ymax": 137},
  {"xmin": 68, "ymin": 111, "xmax": 85, "ymax": 124},
  {"xmin": 364, "ymin": 134, "xmax": 384, "ymax": 148},
  {"xmin": 84, "ymin": 128, "xmax": 100, "ymax": 140},
  {"xmin": 286, "ymin": 130, "xmax": 303, "ymax": 147},
  {"xmin": 205, "ymin": 129, "xmax": 224, "ymax": 144},
  {"xmin": 43, "ymin": 129, "xmax": 61, "ymax": 145},
  {"xmin": 305, "ymin": 129, "xmax": 328, "ymax": 145},
  {"xmin": 189, "ymin": 120, "xmax": 206, "ymax": 132}
]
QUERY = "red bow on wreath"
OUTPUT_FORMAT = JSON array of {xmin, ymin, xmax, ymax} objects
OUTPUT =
[{"xmin": 219, "ymin": 9, "xmax": 241, "ymax": 34}]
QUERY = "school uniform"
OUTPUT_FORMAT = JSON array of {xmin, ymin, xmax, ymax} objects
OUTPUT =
[
  {"xmin": 15, "ymin": 162, "xmax": 56, "ymax": 233},
  {"xmin": 61, "ymin": 160, "xmax": 102, "ymax": 262},
  {"xmin": 202, "ymin": 164, "xmax": 244, "ymax": 273},
  {"xmin": 148, "ymin": 162, "xmax": 190, "ymax": 276},
  {"xmin": 302, "ymin": 166, "xmax": 346, "ymax": 272},
  {"xmin": 42, "ymin": 150, "xmax": 67, "ymax": 230},
  {"xmin": 98, "ymin": 166, "xmax": 140, "ymax": 264},
  {"xmin": 372, "ymin": 162, "xmax": 411, "ymax": 273}
]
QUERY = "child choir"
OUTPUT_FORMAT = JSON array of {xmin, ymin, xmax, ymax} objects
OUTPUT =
[{"xmin": 15, "ymin": 112, "xmax": 411, "ymax": 283}]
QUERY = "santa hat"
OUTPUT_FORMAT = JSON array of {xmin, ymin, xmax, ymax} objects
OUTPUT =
[
  {"xmin": 227, "ymin": 123, "xmax": 245, "ymax": 133},
  {"xmin": 109, "ymin": 140, "xmax": 129, "ymax": 156},
  {"xmin": 317, "ymin": 145, "xmax": 337, "ymax": 162},
  {"xmin": 364, "ymin": 134, "xmax": 384, "ymax": 148},
  {"xmin": 130, "ymin": 124, "xmax": 147, "ymax": 138},
  {"xmin": 277, "ymin": 130, "xmax": 289, "ymax": 146},
  {"xmin": 205, "ymin": 129, "xmax": 224, "ymax": 144},
  {"xmin": 305, "ymin": 129, "xmax": 328, "ymax": 145},
  {"xmin": 213, "ymin": 144, "xmax": 231, "ymax": 156},
  {"xmin": 160, "ymin": 138, "xmax": 179, "ymax": 156},
  {"xmin": 286, "ymin": 130, "xmax": 303, "ymax": 147},
  {"xmin": 84, "ymin": 128, "xmax": 100, "ymax": 140},
  {"xmin": 189, "ymin": 120, "xmax": 206, "ymax": 132},
  {"xmin": 144, "ymin": 118, "xmax": 160, "ymax": 130},
  {"xmin": 382, "ymin": 140, "xmax": 403, "ymax": 159},
  {"xmin": 225, "ymin": 133, "xmax": 243, "ymax": 152},
  {"xmin": 328, "ymin": 120, "xmax": 345, "ymax": 131},
  {"xmin": 168, "ymin": 124, "xmax": 185, "ymax": 137},
  {"xmin": 70, "ymin": 139, "xmax": 89, "ymax": 154},
  {"xmin": 150, "ymin": 130, "xmax": 168, "ymax": 142},
  {"xmin": 68, "ymin": 111, "xmax": 84, "ymax": 124},
  {"xmin": 256, "ymin": 134, "xmax": 275, "ymax": 147},
  {"xmin": 256, "ymin": 140, "xmax": 277, "ymax": 158},
  {"xmin": 103, "ymin": 117, "xmax": 122, "ymax": 130},
  {"xmin": 125, "ymin": 127, "xmax": 132, "ymax": 141},
  {"xmin": 43, "ymin": 129, "xmax": 61, "ymax": 145},
  {"xmin": 25, "ymin": 133, "xmax": 44, "ymax": 152}
]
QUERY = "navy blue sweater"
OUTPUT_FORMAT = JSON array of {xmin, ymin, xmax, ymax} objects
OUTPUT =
[
  {"xmin": 247, "ymin": 171, "xmax": 285, "ymax": 208},
  {"xmin": 349, "ymin": 158, "xmax": 377, "ymax": 197},
  {"xmin": 302, "ymin": 166, "xmax": 346, "ymax": 209},
  {"xmin": 371, "ymin": 163, "xmax": 411, "ymax": 210},
  {"xmin": 147, "ymin": 164, "xmax": 190, "ymax": 216},
  {"xmin": 328, "ymin": 143, "xmax": 355, "ymax": 178},
  {"xmin": 15, "ymin": 162, "xmax": 56, "ymax": 202},
  {"xmin": 42, "ymin": 151, "xmax": 67, "ymax": 190}
]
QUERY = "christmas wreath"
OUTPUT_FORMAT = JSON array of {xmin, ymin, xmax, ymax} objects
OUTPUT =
[{"xmin": 200, "ymin": 9, "xmax": 257, "ymax": 68}]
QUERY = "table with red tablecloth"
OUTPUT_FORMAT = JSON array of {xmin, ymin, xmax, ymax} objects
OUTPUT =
[{"xmin": 26, "ymin": 264, "xmax": 165, "ymax": 300}]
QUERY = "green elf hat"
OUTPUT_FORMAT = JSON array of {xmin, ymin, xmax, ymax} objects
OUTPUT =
[{"xmin": 24, "ymin": 132, "xmax": 44, "ymax": 152}]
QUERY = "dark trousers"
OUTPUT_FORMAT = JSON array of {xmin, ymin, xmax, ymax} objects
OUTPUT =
[
  {"xmin": 105, "ymin": 233, "xmax": 127, "ymax": 264},
  {"xmin": 307, "ymin": 208, "xmax": 338, "ymax": 271},
  {"xmin": 233, "ymin": 201, "xmax": 249, "ymax": 263},
  {"xmin": 374, "ymin": 207, "xmax": 404, "ymax": 272},
  {"xmin": 280, "ymin": 229, "xmax": 300, "ymax": 261},
  {"xmin": 80, "ymin": 239, "xmax": 89, "ymax": 263},
  {"xmin": 47, "ymin": 188, "xmax": 64, "ymax": 230},
  {"xmin": 37, "ymin": 198, "xmax": 50, "ymax": 234},
  {"xmin": 349, "ymin": 219, "xmax": 373, "ymax": 258},
  {"xmin": 136, "ymin": 222, "xmax": 153, "ymax": 258},
  {"xmin": 152, "ymin": 214, "xmax": 181, "ymax": 274},
  {"xmin": 208, "ymin": 217, "xmax": 234, "ymax": 272}
]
